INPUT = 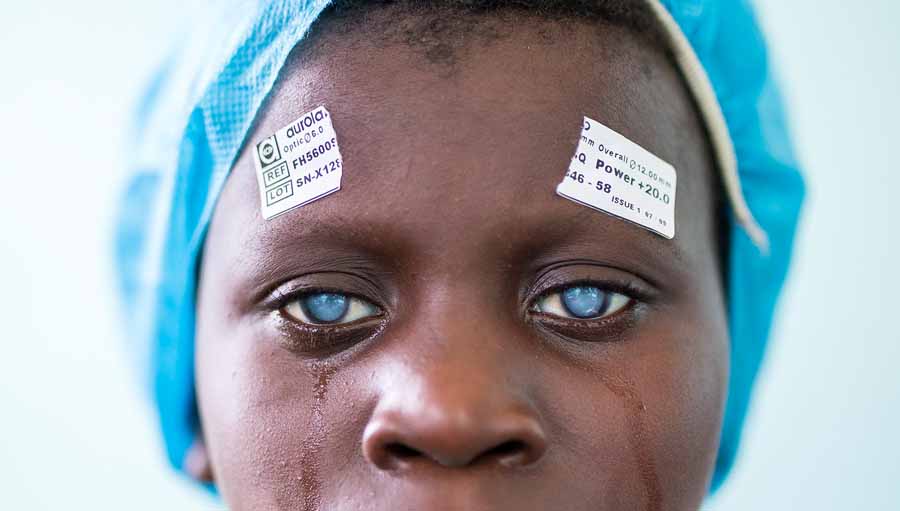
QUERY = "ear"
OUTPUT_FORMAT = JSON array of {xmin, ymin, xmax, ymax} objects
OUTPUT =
[{"xmin": 184, "ymin": 437, "xmax": 215, "ymax": 483}]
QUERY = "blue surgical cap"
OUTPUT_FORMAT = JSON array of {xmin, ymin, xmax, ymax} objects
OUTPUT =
[{"xmin": 115, "ymin": 0, "xmax": 804, "ymax": 494}]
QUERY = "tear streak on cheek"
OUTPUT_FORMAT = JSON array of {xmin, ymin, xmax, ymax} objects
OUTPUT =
[
  {"xmin": 296, "ymin": 361, "xmax": 337, "ymax": 511},
  {"xmin": 601, "ymin": 374, "xmax": 662, "ymax": 511}
]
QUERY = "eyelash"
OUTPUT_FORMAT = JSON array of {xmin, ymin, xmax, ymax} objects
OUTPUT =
[
  {"xmin": 270, "ymin": 280, "xmax": 643, "ymax": 325},
  {"xmin": 270, "ymin": 288, "xmax": 382, "ymax": 314},
  {"xmin": 550, "ymin": 279, "xmax": 644, "ymax": 297}
]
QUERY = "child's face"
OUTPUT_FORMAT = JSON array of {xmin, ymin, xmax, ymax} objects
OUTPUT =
[{"xmin": 196, "ymin": 18, "xmax": 729, "ymax": 511}]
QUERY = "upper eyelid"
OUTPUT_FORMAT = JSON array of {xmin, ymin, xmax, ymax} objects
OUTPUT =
[
  {"xmin": 270, "ymin": 288, "xmax": 382, "ymax": 314},
  {"xmin": 526, "ymin": 278, "xmax": 649, "ymax": 311},
  {"xmin": 524, "ymin": 261, "xmax": 660, "ymax": 303},
  {"xmin": 260, "ymin": 272, "xmax": 389, "ymax": 311}
]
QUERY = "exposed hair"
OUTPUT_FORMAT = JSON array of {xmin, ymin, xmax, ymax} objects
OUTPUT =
[
  {"xmin": 323, "ymin": 0, "xmax": 660, "ymax": 30},
  {"xmin": 305, "ymin": 0, "xmax": 666, "ymax": 67}
]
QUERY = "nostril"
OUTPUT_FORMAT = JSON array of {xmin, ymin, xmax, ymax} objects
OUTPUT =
[
  {"xmin": 363, "ymin": 407, "xmax": 548, "ymax": 471},
  {"xmin": 385, "ymin": 442, "xmax": 422, "ymax": 460},
  {"xmin": 485, "ymin": 440, "xmax": 525, "ymax": 458}
]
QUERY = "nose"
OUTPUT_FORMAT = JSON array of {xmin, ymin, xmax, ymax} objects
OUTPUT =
[
  {"xmin": 363, "ymin": 405, "xmax": 547, "ymax": 470},
  {"xmin": 362, "ymin": 368, "xmax": 547, "ymax": 471}
]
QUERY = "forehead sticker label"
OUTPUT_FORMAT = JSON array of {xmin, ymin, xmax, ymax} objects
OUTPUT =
[
  {"xmin": 253, "ymin": 105, "xmax": 343, "ymax": 219},
  {"xmin": 556, "ymin": 116, "xmax": 677, "ymax": 239}
]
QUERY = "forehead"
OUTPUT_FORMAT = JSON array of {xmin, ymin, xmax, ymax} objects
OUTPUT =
[{"xmin": 209, "ymin": 16, "xmax": 718, "ymax": 282}]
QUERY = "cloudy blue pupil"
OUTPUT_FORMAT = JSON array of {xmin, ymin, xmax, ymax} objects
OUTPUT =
[
  {"xmin": 562, "ymin": 286, "xmax": 609, "ymax": 318},
  {"xmin": 302, "ymin": 293, "xmax": 349, "ymax": 323}
]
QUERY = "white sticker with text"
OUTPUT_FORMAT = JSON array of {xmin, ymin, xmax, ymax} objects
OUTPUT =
[
  {"xmin": 556, "ymin": 116, "xmax": 677, "ymax": 239},
  {"xmin": 253, "ymin": 105, "xmax": 343, "ymax": 219}
]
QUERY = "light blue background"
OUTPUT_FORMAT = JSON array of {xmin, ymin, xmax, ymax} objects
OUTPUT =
[{"xmin": 0, "ymin": 1, "xmax": 896, "ymax": 509}]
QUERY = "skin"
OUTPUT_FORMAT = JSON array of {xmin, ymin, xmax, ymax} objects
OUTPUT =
[{"xmin": 194, "ymin": 12, "xmax": 729, "ymax": 511}]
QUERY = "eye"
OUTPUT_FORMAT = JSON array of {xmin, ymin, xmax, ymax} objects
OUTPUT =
[
  {"xmin": 283, "ymin": 291, "xmax": 380, "ymax": 325},
  {"xmin": 534, "ymin": 285, "xmax": 630, "ymax": 320}
]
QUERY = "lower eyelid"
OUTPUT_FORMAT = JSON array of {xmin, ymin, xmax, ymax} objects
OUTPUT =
[
  {"xmin": 532, "ymin": 317, "xmax": 631, "ymax": 344},
  {"xmin": 528, "ymin": 300, "xmax": 640, "ymax": 343},
  {"xmin": 271, "ymin": 311, "xmax": 387, "ymax": 356}
]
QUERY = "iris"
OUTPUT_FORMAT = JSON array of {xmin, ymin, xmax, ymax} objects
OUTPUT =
[
  {"xmin": 561, "ymin": 286, "xmax": 610, "ymax": 318},
  {"xmin": 301, "ymin": 292, "xmax": 349, "ymax": 323}
]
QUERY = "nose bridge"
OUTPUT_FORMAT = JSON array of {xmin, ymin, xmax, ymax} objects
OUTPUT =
[
  {"xmin": 408, "ymin": 278, "xmax": 531, "ymax": 423},
  {"xmin": 428, "ymin": 306, "xmax": 514, "ymax": 399},
  {"xmin": 362, "ymin": 288, "xmax": 547, "ymax": 471},
  {"xmin": 411, "ymin": 331, "xmax": 523, "ymax": 432},
  {"xmin": 404, "ymin": 271, "xmax": 521, "ymax": 396}
]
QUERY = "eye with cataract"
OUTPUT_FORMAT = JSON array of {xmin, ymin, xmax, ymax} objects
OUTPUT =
[
  {"xmin": 534, "ymin": 285, "xmax": 630, "ymax": 320},
  {"xmin": 283, "ymin": 292, "xmax": 380, "ymax": 325}
]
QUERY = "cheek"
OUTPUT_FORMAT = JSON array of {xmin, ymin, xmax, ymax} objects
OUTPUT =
[
  {"xmin": 632, "ymin": 323, "xmax": 729, "ymax": 509},
  {"xmin": 543, "ymin": 320, "xmax": 728, "ymax": 510},
  {"xmin": 195, "ymin": 317, "xmax": 364, "ymax": 510}
]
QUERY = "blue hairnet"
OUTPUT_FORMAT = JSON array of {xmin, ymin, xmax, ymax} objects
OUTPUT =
[{"xmin": 115, "ymin": 0, "xmax": 804, "ymax": 494}]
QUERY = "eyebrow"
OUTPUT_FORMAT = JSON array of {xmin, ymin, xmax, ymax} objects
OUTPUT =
[
  {"xmin": 520, "ymin": 209, "xmax": 691, "ymax": 292},
  {"xmin": 236, "ymin": 202, "xmax": 691, "ymax": 295},
  {"xmin": 237, "ymin": 227, "xmax": 396, "ymax": 299},
  {"xmin": 547, "ymin": 205, "xmax": 688, "ymax": 262}
]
